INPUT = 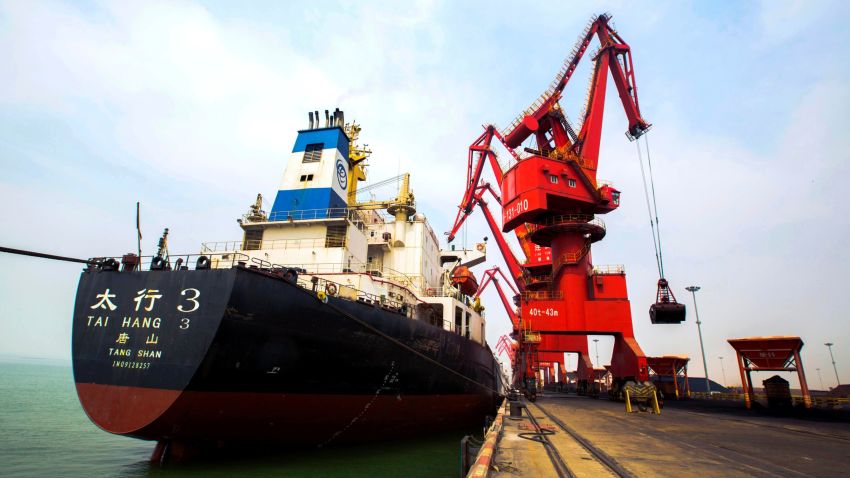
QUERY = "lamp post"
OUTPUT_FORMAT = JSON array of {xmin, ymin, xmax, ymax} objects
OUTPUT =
[
  {"xmin": 816, "ymin": 368, "xmax": 825, "ymax": 391},
  {"xmin": 718, "ymin": 356, "xmax": 727, "ymax": 388},
  {"xmin": 593, "ymin": 339, "xmax": 600, "ymax": 368},
  {"xmin": 825, "ymin": 342, "xmax": 840, "ymax": 387},
  {"xmin": 686, "ymin": 286, "xmax": 711, "ymax": 395}
]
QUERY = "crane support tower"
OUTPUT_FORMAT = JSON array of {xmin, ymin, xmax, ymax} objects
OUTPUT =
[{"xmin": 449, "ymin": 13, "xmax": 659, "ymax": 401}]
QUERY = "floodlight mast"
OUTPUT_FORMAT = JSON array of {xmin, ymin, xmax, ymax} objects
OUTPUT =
[
  {"xmin": 825, "ymin": 342, "xmax": 840, "ymax": 387},
  {"xmin": 686, "ymin": 286, "xmax": 710, "ymax": 394}
]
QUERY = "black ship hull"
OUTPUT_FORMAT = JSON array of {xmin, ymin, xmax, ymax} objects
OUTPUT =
[{"xmin": 72, "ymin": 266, "xmax": 504, "ymax": 446}]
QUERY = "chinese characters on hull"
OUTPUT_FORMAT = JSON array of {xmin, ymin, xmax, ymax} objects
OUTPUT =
[{"xmin": 85, "ymin": 287, "xmax": 202, "ymax": 370}]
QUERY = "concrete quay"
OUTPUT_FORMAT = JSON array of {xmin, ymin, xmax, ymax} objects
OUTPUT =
[{"xmin": 469, "ymin": 392, "xmax": 850, "ymax": 477}]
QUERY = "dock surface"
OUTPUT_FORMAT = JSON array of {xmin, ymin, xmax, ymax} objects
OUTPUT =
[{"xmin": 487, "ymin": 392, "xmax": 850, "ymax": 477}]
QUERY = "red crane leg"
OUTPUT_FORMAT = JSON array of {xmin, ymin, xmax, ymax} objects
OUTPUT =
[
  {"xmin": 558, "ymin": 360, "xmax": 566, "ymax": 384},
  {"xmin": 520, "ymin": 231, "xmax": 650, "ymax": 386},
  {"xmin": 538, "ymin": 335, "xmax": 596, "ymax": 394},
  {"xmin": 576, "ymin": 353, "xmax": 594, "ymax": 387}
]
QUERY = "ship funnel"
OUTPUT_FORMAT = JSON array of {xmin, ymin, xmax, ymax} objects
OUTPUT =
[
  {"xmin": 325, "ymin": 110, "xmax": 330, "ymax": 127},
  {"xmin": 314, "ymin": 111, "xmax": 319, "ymax": 128},
  {"xmin": 334, "ymin": 108, "xmax": 344, "ymax": 127},
  {"xmin": 308, "ymin": 111, "xmax": 314, "ymax": 129}
]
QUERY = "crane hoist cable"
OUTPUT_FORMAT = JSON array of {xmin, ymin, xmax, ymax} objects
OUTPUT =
[
  {"xmin": 644, "ymin": 133, "xmax": 666, "ymax": 277},
  {"xmin": 635, "ymin": 136, "xmax": 663, "ymax": 278},
  {"xmin": 635, "ymin": 131, "xmax": 686, "ymax": 324}
]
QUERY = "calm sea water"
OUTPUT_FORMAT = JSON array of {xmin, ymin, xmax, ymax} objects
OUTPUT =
[{"xmin": 0, "ymin": 360, "xmax": 470, "ymax": 477}]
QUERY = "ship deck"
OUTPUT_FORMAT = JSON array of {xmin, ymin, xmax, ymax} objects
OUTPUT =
[{"xmin": 474, "ymin": 392, "xmax": 850, "ymax": 477}]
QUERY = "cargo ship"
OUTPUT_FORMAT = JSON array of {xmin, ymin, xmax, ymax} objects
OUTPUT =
[{"xmin": 72, "ymin": 109, "xmax": 506, "ymax": 461}]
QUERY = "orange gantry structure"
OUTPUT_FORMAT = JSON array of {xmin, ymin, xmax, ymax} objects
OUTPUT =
[
  {"xmin": 647, "ymin": 355, "xmax": 691, "ymax": 399},
  {"xmin": 727, "ymin": 336, "xmax": 812, "ymax": 409}
]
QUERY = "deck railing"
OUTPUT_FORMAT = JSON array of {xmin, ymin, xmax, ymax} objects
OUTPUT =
[
  {"xmin": 521, "ymin": 290, "xmax": 564, "ymax": 301},
  {"xmin": 592, "ymin": 264, "xmax": 625, "ymax": 275},
  {"xmin": 264, "ymin": 208, "xmax": 351, "ymax": 222},
  {"xmin": 244, "ymin": 207, "xmax": 396, "ymax": 224},
  {"xmin": 85, "ymin": 252, "xmax": 252, "ymax": 272},
  {"xmin": 201, "ymin": 235, "xmax": 348, "ymax": 253}
]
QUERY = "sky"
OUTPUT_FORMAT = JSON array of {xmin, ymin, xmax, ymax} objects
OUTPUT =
[{"xmin": 1, "ymin": 0, "xmax": 849, "ymax": 390}]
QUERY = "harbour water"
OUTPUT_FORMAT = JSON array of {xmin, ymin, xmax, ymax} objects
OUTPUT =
[{"xmin": 0, "ymin": 360, "xmax": 470, "ymax": 477}]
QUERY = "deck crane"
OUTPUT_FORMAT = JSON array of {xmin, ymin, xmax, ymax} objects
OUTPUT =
[{"xmin": 448, "ymin": 13, "xmax": 682, "ymax": 402}]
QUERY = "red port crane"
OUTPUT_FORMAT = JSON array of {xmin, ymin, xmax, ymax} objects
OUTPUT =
[{"xmin": 449, "ymin": 13, "xmax": 680, "ymax": 401}]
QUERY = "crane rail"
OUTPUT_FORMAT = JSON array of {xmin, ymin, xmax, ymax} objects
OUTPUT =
[
  {"xmin": 516, "ymin": 401, "xmax": 573, "ymax": 478},
  {"xmin": 530, "ymin": 400, "xmax": 634, "ymax": 478}
]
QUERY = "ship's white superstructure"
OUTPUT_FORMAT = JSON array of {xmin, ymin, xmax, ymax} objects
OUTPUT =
[{"xmin": 201, "ymin": 110, "xmax": 490, "ymax": 345}]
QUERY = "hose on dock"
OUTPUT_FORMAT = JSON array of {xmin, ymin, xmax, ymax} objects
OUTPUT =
[{"xmin": 517, "ymin": 402, "xmax": 573, "ymax": 478}]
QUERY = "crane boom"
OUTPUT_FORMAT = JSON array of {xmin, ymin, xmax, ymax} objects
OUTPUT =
[
  {"xmin": 448, "ymin": 184, "xmax": 526, "ymax": 291},
  {"xmin": 501, "ymin": 13, "xmax": 649, "ymax": 156},
  {"xmin": 474, "ymin": 266, "xmax": 520, "ymax": 330}
]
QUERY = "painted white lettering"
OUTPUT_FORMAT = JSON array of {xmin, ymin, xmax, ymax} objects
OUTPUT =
[
  {"xmin": 133, "ymin": 289, "xmax": 163, "ymax": 312},
  {"xmin": 121, "ymin": 316, "xmax": 161, "ymax": 328},
  {"xmin": 177, "ymin": 288, "xmax": 201, "ymax": 313},
  {"xmin": 111, "ymin": 360, "xmax": 151, "ymax": 370},
  {"xmin": 86, "ymin": 315, "xmax": 110, "ymax": 327},
  {"xmin": 137, "ymin": 349, "xmax": 162, "ymax": 359},
  {"xmin": 91, "ymin": 289, "xmax": 117, "ymax": 311}
]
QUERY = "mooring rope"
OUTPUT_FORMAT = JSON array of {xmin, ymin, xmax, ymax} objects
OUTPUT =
[
  {"xmin": 0, "ymin": 246, "xmax": 94, "ymax": 265},
  {"xmin": 291, "ymin": 281, "xmax": 501, "ymax": 395}
]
